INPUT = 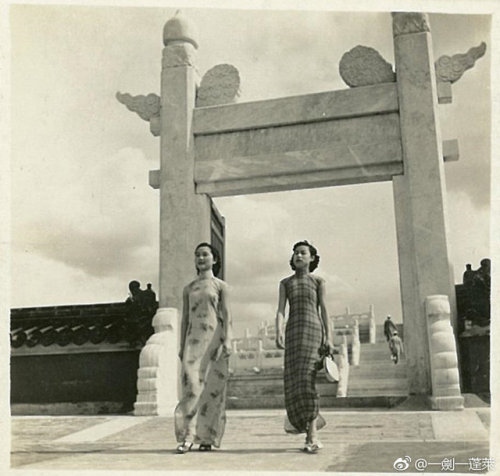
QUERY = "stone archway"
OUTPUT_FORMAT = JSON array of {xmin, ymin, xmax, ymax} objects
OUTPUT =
[{"xmin": 118, "ymin": 11, "xmax": 485, "ymax": 413}]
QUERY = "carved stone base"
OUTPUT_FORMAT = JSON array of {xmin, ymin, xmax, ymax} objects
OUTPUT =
[
  {"xmin": 134, "ymin": 307, "xmax": 179, "ymax": 416},
  {"xmin": 429, "ymin": 395, "xmax": 464, "ymax": 411},
  {"xmin": 425, "ymin": 295, "xmax": 464, "ymax": 412}
]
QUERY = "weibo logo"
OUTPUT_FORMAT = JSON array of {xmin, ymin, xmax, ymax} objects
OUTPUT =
[{"xmin": 393, "ymin": 456, "xmax": 412, "ymax": 471}]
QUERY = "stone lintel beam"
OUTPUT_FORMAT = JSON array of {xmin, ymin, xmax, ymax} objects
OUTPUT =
[{"xmin": 194, "ymin": 82, "xmax": 398, "ymax": 135}]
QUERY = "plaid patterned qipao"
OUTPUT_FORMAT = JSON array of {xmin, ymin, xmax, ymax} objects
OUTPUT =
[{"xmin": 282, "ymin": 273, "xmax": 326, "ymax": 434}]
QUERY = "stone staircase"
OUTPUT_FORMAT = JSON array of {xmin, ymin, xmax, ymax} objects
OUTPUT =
[
  {"xmin": 226, "ymin": 369, "xmax": 339, "ymax": 409},
  {"xmin": 347, "ymin": 341, "xmax": 409, "ymax": 397},
  {"xmin": 226, "ymin": 324, "xmax": 409, "ymax": 408}
]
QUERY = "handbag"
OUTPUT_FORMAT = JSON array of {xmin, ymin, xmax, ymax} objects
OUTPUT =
[
  {"xmin": 317, "ymin": 343, "xmax": 339, "ymax": 382},
  {"xmin": 324, "ymin": 355, "xmax": 339, "ymax": 382}
]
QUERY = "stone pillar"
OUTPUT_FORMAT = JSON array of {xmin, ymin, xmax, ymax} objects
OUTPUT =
[
  {"xmin": 159, "ymin": 13, "xmax": 212, "ymax": 311},
  {"xmin": 391, "ymin": 13, "xmax": 457, "ymax": 395},
  {"xmin": 425, "ymin": 295, "xmax": 463, "ymax": 410},
  {"xmin": 140, "ymin": 13, "xmax": 212, "ymax": 413}
]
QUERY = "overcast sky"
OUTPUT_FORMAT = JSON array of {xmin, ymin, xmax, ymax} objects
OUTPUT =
[{"xmin": 7, "ymin": 2, "xmax": 493, "ymax": 336}]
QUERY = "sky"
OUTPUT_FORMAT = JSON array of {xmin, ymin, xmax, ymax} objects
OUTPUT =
[{"xmin": 5, "ymin": 1, "xmax": 494, "ymax": 337}]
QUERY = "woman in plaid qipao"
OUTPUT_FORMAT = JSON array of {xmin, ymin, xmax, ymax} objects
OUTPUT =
[
  {"xmin": 175, "ymin": 243, "xmax": 232, "ymax": 454},
  {"xmin": 276, "ymin": 241, "xmax": 334, "ymax": 453}
]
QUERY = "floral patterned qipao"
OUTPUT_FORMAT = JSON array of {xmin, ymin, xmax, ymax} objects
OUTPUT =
[{"xmin": 174, "ymin": 277, "xmax": 229, "ymax": 447}]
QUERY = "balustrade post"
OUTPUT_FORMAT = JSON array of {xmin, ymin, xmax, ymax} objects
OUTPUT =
[
  {"xmin": 336, "ymin": 336, "xmax": 349, "ymax": 397},
  {"xmin": 254, "ymin": 340, "xmax": 262, "ymax": 370},
  {"xmin": 369, "ymin": 304, "xmax": 376, "ymax": 344},
  {"xmin": 351, "ymin": 319, "xmax": 360, "ymax": 366}
]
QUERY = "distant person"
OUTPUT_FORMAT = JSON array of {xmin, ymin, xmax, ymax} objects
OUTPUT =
[
  {"xmin": 275, "ymin": 240, "xmax": 334, "ymax": 454},
  {"xmin": 383, "ymin": 315, "xmax": 397, "ymax": 342},
  {"xmin": 388, "ymin": 331, "xmax": 404, "ymax": 364},
  {"xmin": 126, "ymin": 280, "xmax": 142, "ymax": 303},
  {"xmin": 175, "ymin": 243, "xmax": 232, "ymax": 454},
  {"xmin": 143, "ymin": 283, "xmax": 157, "ymax": 313},
  {"xmin": 144, "ymin": 283, "xmax": 156, "ymax": 301},
  {"xmin": 462, "ymin": 264, "xmax": 475, "ymax": 287},
  {"xmin": 471, "ymin": 258, "xmax": 491, "ymax": 322}
]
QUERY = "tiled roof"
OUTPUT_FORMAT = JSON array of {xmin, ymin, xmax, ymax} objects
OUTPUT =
[{"xmin": 10, "ymin": 301, "xmax": 157, "ymax": 350}]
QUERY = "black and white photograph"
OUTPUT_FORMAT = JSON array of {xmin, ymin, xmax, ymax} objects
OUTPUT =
[{"xmin": 1, "ymin": 0, "xmax": 498, "ymax": 474}]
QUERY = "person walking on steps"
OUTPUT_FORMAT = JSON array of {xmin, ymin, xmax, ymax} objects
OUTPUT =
[
  {"xmin": 383, "ymin": 315, "xmax": 397, "ymax": 342},
  {"xmin": 388, "ymin": 331, "xmax": 404, "ymax": 364}
]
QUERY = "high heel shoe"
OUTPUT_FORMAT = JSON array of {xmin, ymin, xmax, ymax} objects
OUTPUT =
[
  {"xmin": 303, "ymin": 439, "xmax": 323, "ymax": 453},
  {"xmin": 176, "ymin": 441, "xmax": 193, "ymax": 454}
]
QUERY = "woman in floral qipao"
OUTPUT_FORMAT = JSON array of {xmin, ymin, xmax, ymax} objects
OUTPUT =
[{"xmin": 175, "ymin": 243, "xmax": 232, "ymax": 454}]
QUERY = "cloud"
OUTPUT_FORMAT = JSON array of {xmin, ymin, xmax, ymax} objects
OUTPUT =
[
  {"xmin": 12, "ymin": 147, "xmax": 159, "ymax": 281},
  {"xmin": 9, "ymin": 6, "xmax": 490, "ymax": 336}
]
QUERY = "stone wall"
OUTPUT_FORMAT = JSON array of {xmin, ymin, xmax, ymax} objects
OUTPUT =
[
  {"xmin": 10, "ymin": 301, "xmax": 156, "ymax": 414},
  {"xmin": 455, "ymin": 284, "xmax": 490, "ymax": 394}
]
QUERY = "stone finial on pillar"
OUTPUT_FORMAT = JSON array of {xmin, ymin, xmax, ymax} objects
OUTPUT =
[
  {"xmin": 162, "ymin": 11, "xmax": 198, "ymax": 69},
  {"xmin": 425, "ymin": 295, "xmax": 464, "ymax": 411},
  {"xmin": 134, "ymin": 307, "xmax": 179, "ymax": 416},
  {"xmin": 392, "ymin": 12, "xmax": 430, "ymax": 37},
  {"xmin": 163, "ymin": 10, "xmax": 199, "ymax": 48}
]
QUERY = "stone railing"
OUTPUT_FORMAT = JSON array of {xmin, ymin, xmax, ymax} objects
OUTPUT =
[
  {"xmin": 229, "ymin": 341, "xmax": 284, "ymax": 374},
  {"xmin": 331, "ymin": 305, "xmax": 376, "ymax": 344}
]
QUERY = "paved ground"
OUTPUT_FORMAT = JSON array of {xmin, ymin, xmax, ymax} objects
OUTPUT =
[{"xmin": 7, "ymin": 405, "xmax": 495, "ymax": 474}]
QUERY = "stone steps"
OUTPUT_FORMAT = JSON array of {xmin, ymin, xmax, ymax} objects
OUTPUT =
[
  {"xmin": 347, "ymin": 341, "xmax": 408, "ymax": 397},
  {"xmin": 226, "ymin": 394, "xmax": 408, "ymax": 409},
  {"xmin": 226, "ymin": 333, "xmax": 409, "ymax": 407},
  {"xmin": 349, "ymin": 363, "xmax": 407, "ymax": 378}
]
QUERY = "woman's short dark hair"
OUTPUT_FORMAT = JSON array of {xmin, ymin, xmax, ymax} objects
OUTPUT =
[
  {"xmin": 289, "ymin": 240, "xmax": 320, "ymax": 272},
  {"xmin": 195, "ymin": 242, "xmax": 221, "ymax": 276}
]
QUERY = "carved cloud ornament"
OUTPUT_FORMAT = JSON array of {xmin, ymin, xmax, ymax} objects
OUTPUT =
[
  {"xmin": 435, "ymin": 42, "xmax": 487, "ymax": 83},
  {"xmin": 116, "ymin": 92, "xmax": 161, "ymax": 136},
  {"xmin": 339, "ymin": 46, "xmax": 395, "ymax": 88},
  {"xmin": 196, "ymin": 64, "xmax": 241, "ymax": 107}
]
